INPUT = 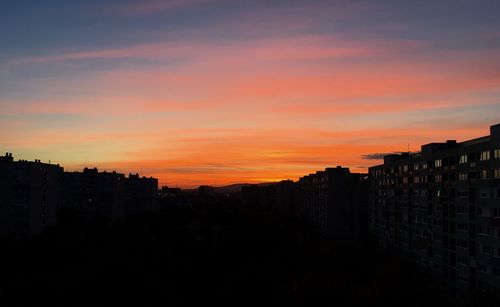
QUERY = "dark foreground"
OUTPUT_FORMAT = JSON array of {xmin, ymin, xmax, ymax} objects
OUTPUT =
[{"xmin": 0, "ymin": 199, "xmax": 491, "ymax": 306}]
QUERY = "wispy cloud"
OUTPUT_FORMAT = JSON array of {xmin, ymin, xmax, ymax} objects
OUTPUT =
[
  {"xmin": 361, "ymin": 152, "xmax": 401, "ymax": 160},
  {"xmin": 98, "ymin": 0, "xmax": 213, "ymax": 16}
]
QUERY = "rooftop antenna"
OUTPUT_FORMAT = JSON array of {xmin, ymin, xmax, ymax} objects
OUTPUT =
[{"xmin": 407, "ymin": 137, "xmax": 410, "ymax": 153}]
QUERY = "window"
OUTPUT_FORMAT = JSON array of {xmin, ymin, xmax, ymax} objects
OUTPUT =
[
  {"xmin": 422, "ymin": 163, "xmax": 428, "ymax": 170},
  {"xmin": 435, "ymin": 174, "xmax": 442, "ymax": 182},
  {"xmin": 459, "ymin": 173, "xmax": 468, "ymax": 181},
  {"xmin": 481, "ymin": 245, "xmax": 494, "ymax": 255},
  {"xmin": 403, "ymin": 165, "xmax": 408, "ymax": 172},
  {"xmin": 457, "ymin": 255, "xmax": 468, "ymax": 266},
  {"xmin": 479, "ymin": 224, "xmax": 492, "ymax": 235},
  {"xmin": 478, "ymin": 208, "xmax": 491, "ymax": 217},
  {"xmin": 457, "ymin": 190, "xmax": 468, "ymax": 198},
  {"xmin": 480, "ymin": 189, "xmax": 490, "ymax": 198},
  {"xmin": 480, "ymin": 151, "xmax": 490, "ymax": 161},
  {"xmin": 457, "ymin": 223, "xmax": 468, "ymax": 231},
  {"xmin": 457, "ymin": 239, "xmax": 468, "ymax": 249},
  {"xmin": 481, "ymin": 170, "xmax": 489, "ymax": 179},
  {"xmin": 493, "ymin": 208, "xmax": 500, "ymax": 217},
  {"xmin": 495, "ymin": 169, "xmax": 500, "ymax": 179},
  {"xmin": 414, "ymin": 163, "xmax": 420, "ymax": 171},
  {"xmin": 459, "ymin": 154, "xmax": 468, "ymax": 164},
  {"xmin": 495, "ymin": 149, "xmax": 500, "ymax": 159},
  {"xmin": 435, "ymin": 159, "xmax": 442, "ymax": 168},
  {"xmin": 493, "ymin": 268, "xmax": 500, "ymax": 276},
  {"xmin": 479, "ymin": 264, "xmax": 489, "ymax": 273},
  {"xmin": 414, "ymin": 176, "xmax": 420, "ymax": 183}
]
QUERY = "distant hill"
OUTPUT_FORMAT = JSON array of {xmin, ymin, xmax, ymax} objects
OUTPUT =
[{"xmin": 179, "ymin": 182, "xmax": 277, "ymax": 194}]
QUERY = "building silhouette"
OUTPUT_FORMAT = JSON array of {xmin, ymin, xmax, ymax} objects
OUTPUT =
[
  {"xmin": 198, "ymin": 185, "xmax": 215, "ymax": 197},
  {"xmin": 242, "ymin": 167, "xmax": 368, "ymax": 239},
  {"xmin": 241, "ymin": 184, "xmax": 276, "ymax": 209},
  {"xmin": 124, "ymin": 173, "xmax": 158, "ymax": 218},
  {"xmin": 62, "ymin": 168, "xmax": 126, "ymax": 221},
  {"xmin": 369, "ymin": 123, "xmax": 500, "ymax": 296},
  {"xmin": 297, "ymin": 167, "xmax": 368, "ymax": 239},
  {"xmin": 0, "ymin": 153, "xmax": 63, "ymax": 237},
  {"xmin": 62, "ymin": 169, "xmax": 159, "ymax": 221},
  {"xmin": 0, "ymin": 154, "xmax": 159, "ymax": 236}
]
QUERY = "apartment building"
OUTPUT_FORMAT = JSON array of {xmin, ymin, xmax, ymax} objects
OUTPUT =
[
  {"xmin": 124, "ymin": 173, "xmax": 158, "ymax": 218},
  {"xmin": 0, "ymin": 153, "xmax": 64, "ymax": 237},
  {"xmin": 369, "ymin": 123, "xmax": 500, "ymax": 296},
  {"xmin": 297, "ymin": 167, "xmax": 368, "ymax": 239},
  {"xmin": 62, "ymin": 168, "xmax": 126, "ymax": 221}
]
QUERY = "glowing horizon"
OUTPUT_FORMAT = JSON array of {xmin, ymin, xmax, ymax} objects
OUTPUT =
[{"xmin": 1, "ymin": 0, "xmax": 500, "ymax": 188}]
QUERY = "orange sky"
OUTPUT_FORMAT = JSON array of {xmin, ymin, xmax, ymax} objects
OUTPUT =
[{"xmin": 1, "ymin": 1, "xmax": 500, "ymax": 187}]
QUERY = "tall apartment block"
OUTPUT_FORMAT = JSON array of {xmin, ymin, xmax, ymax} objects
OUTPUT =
[
  {"xmin": 124, "ymin": 173, "xmax": 159, "ymax": 218},
  {"xmin": 296, "ymin": 167, "xmax": 369, "ymax": 239},
  {"xmin": 0, "ymin": 153, "xmax": 64, "ymax": 237},
  {"xmin": 62, "ymin": 169, "xmax": 159, "ymax": 221},
  {"xmin": 369, "ymin": 124, "xmax": 500, "ymax": 296},
  {"xmin": 62, "ymin": 168, "xmax": 126, "ymax": 221}
]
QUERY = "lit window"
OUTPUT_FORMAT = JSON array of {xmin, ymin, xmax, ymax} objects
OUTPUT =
[
  {"xmin": 435, "ymin": 174, "xmax": 442, "ymax": 182},
  {"xmin": 435, "ymin": 159, "xmax": 442, "ymax": 168},
  {"xmin": 480, "ymin": 151, "xmax": 490, "ymax": 161},
  {"xmin": 459, "ymin": 173, "xmax": 468, "ymax": 181},
  {"xmin": 459, "ymin": 154, "xmax": 468, "ymax": 164},
  {"xmin": 495, "ymin": 169, "xmax": 500, "ymax": 179},
  {"xmin": 414, "ymin": 163, "xmax": 419, "ymax": 171},
  {"xmin": 495, "ymin": 149, "xmax": 500, "ymax": 159},
  {"xmin": 481, "ymin": 170, "xmax": 489, "ymax": 179}
]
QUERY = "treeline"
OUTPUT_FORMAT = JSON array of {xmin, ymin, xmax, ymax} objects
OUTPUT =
[{"xmin": 0, "ymin": 198, "xmax": 478, "ymax": 306}]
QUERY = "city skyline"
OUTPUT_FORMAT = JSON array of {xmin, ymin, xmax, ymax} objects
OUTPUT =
[{"xmin": 2, "ymin": 0, "xmax": 500, "ymax": 187}]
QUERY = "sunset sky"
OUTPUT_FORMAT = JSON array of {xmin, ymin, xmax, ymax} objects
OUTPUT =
[{"xmin": 1, "ymin": 0, "xmax": 500, "ymax": 187}]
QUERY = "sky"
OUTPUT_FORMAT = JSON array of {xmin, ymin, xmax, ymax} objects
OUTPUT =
[{"xmin": 1, "ymin": 0, "xmax": 500, "ymax": 187}]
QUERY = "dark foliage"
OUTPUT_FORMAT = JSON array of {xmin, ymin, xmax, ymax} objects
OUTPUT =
[{"xmin": 0, "ymin": 199, "xmax": 457, "ymax": 306}]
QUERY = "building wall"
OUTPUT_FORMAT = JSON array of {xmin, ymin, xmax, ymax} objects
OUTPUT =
[
  {"xmin": 124, "ymin": 174, "xmax": 159, "ymax": 218},
  {"xmin": 370, "ymin": 124, "xmax": 500, "ymax": 296},
  {"xmin": 0, "ymin": 154, "xmax": 63, "ymax": 237},
  {"xmin": 297, "ymin": 167, "xmax": 368, "ymax": 239},
  {"xmin": 62, "ymin": 168, "xmax": 125, "ymax": 221}
]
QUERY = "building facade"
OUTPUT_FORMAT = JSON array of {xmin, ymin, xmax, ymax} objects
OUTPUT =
[
  {"xmin": 297, "ymin": 167, "xmax": 368, "ymax": 239},
  {"xmin": 62, "ymin": 169, "xmax": 159, "ymax": 221},
  {"xmin": 62, "ymin": 168, "xmax": 126, "ymax": 221},
  {"xmin": 0, "ymin": 153, "xmax": 64, "ymax": 237},
  {"xmin": 369, "ymin": 123, "xmax": 500, "ymax": 296},
  {"xmin": 124, "ymin": 173, "xmax": 158, "ymax": 218}
]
